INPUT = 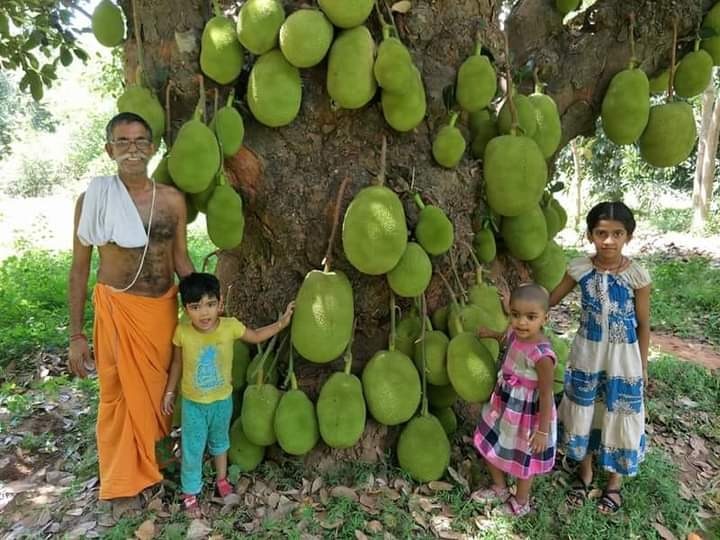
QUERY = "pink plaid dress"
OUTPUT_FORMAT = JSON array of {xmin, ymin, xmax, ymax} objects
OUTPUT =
[{"xmin": 473, "ymin": 330, "xmax": 557, "ymax": 479}]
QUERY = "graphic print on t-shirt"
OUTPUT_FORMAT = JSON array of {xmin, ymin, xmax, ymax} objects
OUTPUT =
[{"xmin": 195, "ymin": 345, "xmax": 223, "ymax": 392}]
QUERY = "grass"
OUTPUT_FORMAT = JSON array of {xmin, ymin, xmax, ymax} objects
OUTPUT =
[{"xmin": 641, "ymin": 207, "xmax": 720, "ymax": 235}]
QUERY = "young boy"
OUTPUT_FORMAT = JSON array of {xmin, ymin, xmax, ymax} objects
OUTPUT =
[{"xmin": 162, "ymin": 272, "xmax": 294, "ymax": 516}]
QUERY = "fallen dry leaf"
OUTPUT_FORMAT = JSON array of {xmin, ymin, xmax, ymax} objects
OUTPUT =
[
  {"xmin": 446, "ymin": 466, "xmax": 469, "ymax": 491},
  {"xmin": 367, "ymin": 520, "xmax": 383, "ymax": 533},
  {"xmin": 355, "ymin": 530, "xmax": 369, "ymax": 540},
  {"xmin": 330, "ymin": 486, "xmax": 359, "ymax": 501},
  {"xmin": 428, "ymin": 481, "xmax": 453, "ymax": 492},
  {"xmin": 134, "ymin": 519, "xmax": 155, "ymax": 540},
  {"xmin": 391, "ymin": 1, "xmax": 412, "ymax": 13},
  {"xmin": 311, "ymin": 477, "xmax": 323, "ymax": 493},
  {"xmin": 236, "ymin": 477, "xmax": 251, "ymax": 494},
  {"xmin": 186, "ymin": 519, "xmax": 211, "ymax": 540},
  {"xmin": 651, "ymin": 522, "xmax": 677, "ymax": 540},
  {"xmin": 146, "ymin": 497, "xmax": 164, "ymax": 512}
]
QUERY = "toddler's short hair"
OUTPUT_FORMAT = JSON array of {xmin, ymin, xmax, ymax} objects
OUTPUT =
[
  {"xmin": 510, "ymin": 282, "xmax": 550, "ymax": 312},
  {"xmin": 179, "ymin": 272, "xmax": 221, "ymax": 306}
]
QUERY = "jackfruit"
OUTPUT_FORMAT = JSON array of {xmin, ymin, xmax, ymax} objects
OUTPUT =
[
  {"xmin": 318, "ymin": 0, "xmax": 373, "ymax": 29},
  {"xmin": 529, "ymin": 240, "xmax": 565, "ymax": 292},
  {"xmin": 387, "ymin": 243, "xmax": 432, "ymax": 298},
  {"xmin": 550, "ymin": 198, "xmax": 568, "ymax": 230},
  {"xmin": 483, "ymin": 135, "xmax": 547, "ymax": 217},
  {"xmin": 556, "ymin": 0, "xmax": 580, "ymax": 15},
  {"xmin": 414, "ymin": 199, "xmax": 454, "ymax": 256},
  {"xmin": 237, "ymin": 0, "xmax": 285, "ymax": 55},
  {"xmin": 246, "ymin": 348, "xmax": 279, "ymax": 386},
  {"xmin": 639, "ymin": 102, "xmax": 697, "ymax": 167},
  {"xmin": 229, "ymin": 418, "xmax": 265, "ymax": 471},
  {"xmin": 381, "ymin": 66, "xmax": 426, "ymax": 132},
  {"xmin": 456, "ymin": 47, "xmax": 497, "ymax": 113},
  {"xmin": 211, "ymin": 92, "xmax": 244, "ymax": 158},
  {"xmin": 601, "ymin": 68, "xmax": 650, "ymax": 145},
  {"xmin": 545, "ymin": 331, "xmax": 569, "ymax": 394},
  {"xmin": 190, "ymin": 179, "xmax": 216, "ymax": 213},
  {"xmin": 446, "ymin": 332, "xmax": 497, "ymax": 403},
  {"xmin": 432, "ymin": 113, "xmax": 466, "ymax": 168},
  {"xmin": 529, "ymin": 92, "xmax": 562, "ymax": 158},
  {"xmin": 327, "ymin": 26, "xmax": 377, "ymax": 109},
  {"xmin": 201, "ymin": 7, "xmax": 244, "ymax": 85},
  {"xmin": 185, "ymin": 197, "xmax": 199, "ymax": 225},
  {"xmin": 542, "ymin": 201, "xmax": 561, "ymax": 238},
  {"xmin": 207, "ymin": 182, "xmax": 245, "ymax": 249},
  {"xmin": 247, "ymin": 49, "xmax": 302, "ymax": 128},
  {"xmin": 701, "ymin": 37, "xmax": 720, "ymax": 65},
  {"xmin": 497, "ymin": 94, "xmax": 538, "ymax": 137},
  {"xmin": 427, "ymin": 383, "xmax": 457, "ymax": 408},
  {"xmin": 701, "ymin": 3, "xmax": 720, "ymax": 65},
  {"xmin": 397, "ymin": 414, "xmax": 450, "ymax": 482},
  {"xmin": 501, "ymin": 205, "xmax": 548, "ymax": 261},
  {"xmin": 431, "ymin": 306, "xmax": 448, "ymax": 334},
  {"xmin": 674, "ymin": 49, "xmax": 713, "ymax": 98},
  {"xmin": 92, "ymin": 0, "xmax": 125, "ymax": 48},
  {"xmin": 342, "ymin": 185, "xmax": 408, "ymax": 275},
  {"xmin": 395, "ymin": 308, "xmax": 423, "ymax": 357},
  {"xmin": 362, "ymin": 350, "xmax": 421, "ymax": 425},
  {"xmin": 117, "ymin": 85, "xmax": 165, "ymax": 147},
  {"xmin": 279, "ymin": 8, "xmax": 333, "ymax": 68},
  {"xmin": 317, "ymin": 372, "xmax": 366, "ymax": 448},
  {"xmin": 274, "ymin": 387, "xmax": 319, "ymax": 455},
  {"xmin": 469, "ymin": 109, "xmax": 499, "ymax": 159},
  {"xmin": 231, "ymin": 341, "xmax": 251, "ymax": 390},
  {"xmin": 151, "ymin": 155, "xmax": 173, "ymax": 185},
  {"xmin": 432, "ymin": 407, "xmax": 457, "ymax": 435},
  {"xmin": 241, "ymin": 383, "xmax": 281, "ymax": 446},
  {"xmin": 374, "ymin": 34, "xmax": 414, "ymax": 93},
  {"xmin": 649, "ymin": 69, "xmax": 670, "ymax": 94},
  {"xmin": 413, "ymin": 330, "xmax": 450, "ymax": 386},
  {"xmin": 467, "ymin": 281, "xmax": 507, "ymax": 333},
  {"xmin": 473, "ymin": 229, "xmax": 496, "ymax": 263},
  {"xmin": 292, "ymin": 270, "xmax": 354, "ymax": 363}
]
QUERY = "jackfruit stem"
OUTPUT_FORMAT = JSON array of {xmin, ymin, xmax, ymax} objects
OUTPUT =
[
  {"xmin": 193, "ymin": 75, "xmax": 206, "ymax": 122},
  {"xmin": 412, "ymin": 193, "xmax": 426, "ymax": 210},
  {"xmin": 201, "ymin": 249, "xmax": 219, "ymax": 272},
  {"xmin": 628, "ymin": 12, "xmax": 637, "ymax": 69},
  {"xmin": 131, "ymin": 0, "xmax": 146, "ymax": 88},
  {"xmin": 502, "ymin": 31, "xmax": 520, "ymax": 135},
  {"xmin": 226, "ymin": 88, "xmax": 235, "ymax": 108},
  {"xmin": 474, "ymin": 42, "xmax": 483, "ymax": 56},
  {"xmin": 268, "ymin": 334, "xmax": 287, "ymax": 383},
  {"xmin": 668, "ymin": 17, "xmax": 678, "ymax": 101},
  {"xmin": 212, "ymin": 0, "xmax": 222, "ymax": 18},
  {"xmin": 533, "ymin": 67, "xmax": 543, "ymax": 95},
  {"xmin": 448, "ymin": 112, "xmax": 459, "ymax": 128},
  {"xmin": 449, "ymin": 247, "xmax": 468, "ymax": 303},
  {"xmin": 375, "ymin": 135, "xmax": 387, "ymax": 186},
  {"xmin": 323, "ymin": 176, "xmax": 351, "ymax": 273},
  {"xmin": 458, "ymin": 240, "xmax": 484, "ymax": 284},
  {"xmin": 382, "ymin": 24, "xmax": 392, "ymax": 41},
  {"xmin": 213, "ymin": 87, "xmax": 219, "ymax": 116},
  {"xmin": 342, "ymin": 319, "xmax": 357, "ymax": 375},
  {"xmin": 419, "ymin": 293, "xmax": 429, "ymax": 417},
  {"xmin": 283, "ymin": 345, "xmax": 295, "ymax": 388},
  {"xmin": 290, "ymin": 372, "xmax": 298, "ymax": 391},
  {"xmin": 389, "ymin": 291, "xmax": 397, "ymax": 352},
  {"xmin": 255, "ymin": 334, "xmax": 278, "ymax": 385},
  {"xmin": 164, "ymin": 80, "xmax": 173, "ymax": 145},
  {"xmin": 437, "ymin": 272, "xmax": 459, "ymax": 306}
]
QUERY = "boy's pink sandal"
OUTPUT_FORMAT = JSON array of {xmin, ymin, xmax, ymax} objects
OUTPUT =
[
  {"xmin": 495, "ymin": 495, "xmax": 531, "ymax": 517},
  {"xmin": 181, "ymin": 494, "xmax": 202, "ymax": 518},
  {"xmin": 216, "ymin": 478, "xmax": 233, "ymax": 498},
  {"xmin": 470, "ymin": 485, "xmax": 510, "ymax": 504}
]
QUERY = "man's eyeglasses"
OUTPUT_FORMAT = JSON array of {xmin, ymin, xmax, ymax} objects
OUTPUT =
[{"xmin": 109, "ymin": 138, "xmax": 153, "ymax": 151}]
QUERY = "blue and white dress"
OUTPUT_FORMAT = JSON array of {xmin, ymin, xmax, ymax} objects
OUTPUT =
[{"xmin": 558, "ymin": 256, "xmax": 651, "ymax": 476}]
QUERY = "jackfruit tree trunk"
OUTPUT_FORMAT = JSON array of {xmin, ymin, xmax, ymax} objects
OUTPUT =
[{"xmin": 123, "ymin": 0, "xmax": 707, "ymax": 462}]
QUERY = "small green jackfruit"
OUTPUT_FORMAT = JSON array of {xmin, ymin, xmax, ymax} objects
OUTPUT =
[
  {"xmin": 543, "ymin": 202, "xmax": 561, "ymax": 238},
  {"xmin": 381, "ymin": 66, "xmax": 427, "ymax": 132},
  {"xmin": 211, "ymin": 94, "xmax": 244, "ymax": 158},
  {"xmin": 247, "ymin": 49, "xmax": 302, "ymax": 128},
  {"xmin": 456, "ymin": 50, "xmax": 497, "ymax": 113},
  {"xmin": 317, "ymin": 372, "xmax": 366, "ymax": 448},
  {"xmin": 469, "ymin": 109, "xmax": 499, "ymax": 159},
  {"xmin": 413, "ymin": 330, "xmax": 450, "ymax": 386},
  {"xmin": 556, "ymin": 0, "xmax": 580, "ymax": 15},
  {"xmin": 342, "ymin": 185, "xmax": 408, "ymax": 275},
  {"xmin": 501, "ymin": 206, "xmax": 548, "ymax": 261},
  {"xmin": 190, "ymin": 180, "xmax": 215, "ymax": 214},
  {"xmin": 473, "ymin": 229, "xmax": 496, "ymax": 263},
  {"xmin": 529, "ymin": 240, "xmax": 565, "ymax": 292},
  {"xmin": 497, "ymin": 94, "xmax": 538, "ymax": 137},
  {"xmin": 601, "ymin": 68, "xmax": 650, "ymax": 145},
  {"xmin": 362, "ymin": 350, "xmax": 421, "ymax": 426},
  {"xmin": 185, "ymin": 196, "xmax": 198, "ymax": 225},
  {"xmin": 274, "ymin": 389, "xmax": 319, "ymax": 455},
  {"xmin": 432, "ymin": 114, "xmax": 466, "ymax": 168},
  {"xmin": 545, "ymin": 331, "xmax": 569, "ymax": 394},
  {"xmin": 241, "ymin": 383, "xmax": 281, "ymax": 446},
  {"xmin": 415, "ymin": 204, "xmax": 454, "ymax": 256},
  {"xmin": 374, "ymin": 36, "xmax": 414, "ymax": 92},
  {"xmin": 431, "ymin": 307, "xmax": 448, "ymax": 334},
  {"xmin": 92, "ymin": 0, "xmax": 125, "ymax": 47},
  {"xmin": 151, "ymin": 155, "xmax": 173, "ymax": 185},
  {"xmin": 201, "ymin": 12, "xmax": 245, "ymax": 84},
  {"xmin": 397, "ymin": 414, "xmax": 450, "ymax": 482},
  {"xmin": 701, "ymin": 37, "xmax": 720, "ymax": 65},
  {"xmin": 206, "ymin": 183, "xmax": 245, "ymax": 249},
  {"xmin": 237, "ymin": 0, "xmax": 285, "ymax": 55},
  {"xmin": 446, "ymin": 332, "xmax": 496, "ymax": 403},
  {"xmin": 702, "ymin": 4, "xmax": 720, "ymax": 64},
  {"xmin": 387, "ymin": 242, "xmax": 432, "ymax": 298},
  {"xmin": 649, "ymin": 69, "xmax": 670, "ymax": 94},
  {"xmin": 167, "ymin": 114, "xmax": 220, "ymax": 194},
  {"xmin": 279, "ymin": 9, "xmax": 333, "ymax": 68},
  {"xmin": 318, "ymin": 0, "xmax": 373, "ymax": 28},
  {"xmin": 674, "ymin": 49, "xmax": 713, "ymax": 98},
  {"xmin": 327, "ymin": 26, "xmax": 377, "ymax": 109},
  {"xmin": 550, "ymin": 198, "xmax": 567, "ymax": 230},
  {"xmin": 232, "ymin": 341, "xmax": 251, "ymax": 390},
  {"xmin": 229, "ymin": 418, "xmax": 265, "ymax": 471},
  {"xmin": 394, "ymin": 309, "xmax": 423, "ymax": 357},
  {"xmin": 639, "ymin": 102, "xmax": 697, "ymax": 168},
  {"xmin": 427, "ymin": 383, "xmax": 457, "ymax": 408},
  {"xmin": 431, "ymin": 407, "xmax": 457, "ymax": 435},
  {"xmin": 529, "ymin": 92, "xmax": 562, "ymax": 158},
  {"xmin": 117, "ymin": 85, "xmax": 165, "ymax": 147}
]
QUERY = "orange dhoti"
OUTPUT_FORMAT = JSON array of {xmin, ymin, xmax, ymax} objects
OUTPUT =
[{"xmin": 92, "ymin": 283, "xmax": 177, "ymax": 500}]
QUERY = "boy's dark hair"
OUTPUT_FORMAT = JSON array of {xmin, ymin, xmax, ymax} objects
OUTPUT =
[
  {"xmin": 178, "ymin": 273, "xmax": 221, "ymax": 305},
  {"xmin": 510, "ymin": 283, "xmax": 549, "ymax": 312},
  {"xmin": 105, "ymin": 112, "xmax": 153, "ymax": 143},
  {"xmin": 586, "ymin": 201, "xmax": 636, "ymax": 236}
]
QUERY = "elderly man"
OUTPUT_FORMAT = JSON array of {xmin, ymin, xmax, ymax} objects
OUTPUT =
[{"xmin": 68, "ymin": 112, "xmax": 194, "ymax": 516}]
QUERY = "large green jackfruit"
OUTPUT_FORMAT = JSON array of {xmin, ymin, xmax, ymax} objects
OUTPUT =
[
  {"xmin": 413, "ymin": 330, "xmax": 450, "ymax": 386},
  {"xmin": 327, "ymin": 26, "xmax": 377, "ymax": 109},
  {"xmin": 342, "ymin": 185, "xmax": 408, "ymax": 275},
  {"xmin": 291, "ymin": 270, "xmax": 354, "ymax": 363},
  {"xmin": 446, "ymin": 332, "xmax": 496, "ymax": 403},
  {"xmin": 381, "ymin": 66, "xmax": 427, "ymax": 132},
  {"xmin": 501, "ymin": 205, "xmax": 548, "ymax": 261},
  {"xmin": 387, "ymin": 242, "xmax": 432, "ymax": 298},
  {"xmin": 639, "ymin": 102, "xmax": 697, "ymax": 167},
  {"xmin": 484, "ymin": 135, "xmax": 547, "ymax": 217},
  {"xmin": 397, "ymin": 414, "xmax": 450, "ymax": 482},
  {"xmin": 362, "ymin": 350, "xmax": 421, "ymax": 426},
  {"xmin": 674, "ymin": 49, "xmax": 713, "ymax": 98},
  {"xmin": 92, "ymin": 0, "xmax": 125, "ymax": 48},
  {"xmin": 229, "ymin": 418, "xmax": 265, "ymax": 471},
  {"xmin": 231, "ymin": 341, "xmax": 251, "ymax": 390},
  {"xmin": 529, "ymin": 92, "xmax": 562, "ymax": 158},
  {"xmin": 279, "ymin": 9, "xmax": 333, "ymax": 68},
  {"xmin": 473, "ymin": 229, "xmax": 496, "ymax": 263},
  {"xmin": 117, "ymin": 85, "xmax": 165, "ymax": 147},
  {"xmin": 374, "ymin": 36, "xmax": 414, "ymax": 93},
  {"xmin": 414, "ymin": 204, "xmax": 454, "ymax": 256},
  {"xmin": 201, "ymin": 11, "xmax": 244, "ymax": 84},
  {"xmin": 432, "ymin": 115, "xmax": 466, "ymax": 169},
  {"xmin": 237, "ymin": 0, "xmax": 285, "ymax": 55},
  {"xmin": 529, "ymin": 240, "xmax": 565, "ymax": 291},
  {"xmin": 241, "ymin": 383, "xmax": 281, "ymax": 446},
  {"xmin": 469, "ymin": 109, "xmax": 499, "ymax": 159},
  {"xmin": 247, "ymin": 49, "xmax": 302, "ymax": 128},
  {"xmin": 497, "ymin": 94, "xmax": 538, "ymax": 137},
  {"xmin": 274, "ymin": 388, "xmax": 319, "ymax": 455},
  {"xmin": 556, "ymin": 0, "xmax": 580, "ymax": 15},
  {"xmin": 167, "ymin": 113, "xmax": 220, "ymax": 194},
  {"xmin": 318, "ymin": 0, "xmax": 373, "ymax": 28},
  {"xmin": 456, "ymin": 49, "xmax": 497, "ymax": 113},
  {"xmin": 317, "ymin": 372, "xmax": 366, "ymax": 448},
  {"xmin": 211, "ymin": 93, "xmax": 244, "ymax": 158},
  {"xmin": 601, "ymin": 68, "xmax": 650, "ymax": 145},
  {"xmin": 206, "ymin": 183, "xmax": 245, "ymax": 249},
  {"xmin": 427, "ymin": 383, "xmax": 457, "ymax": 408}
]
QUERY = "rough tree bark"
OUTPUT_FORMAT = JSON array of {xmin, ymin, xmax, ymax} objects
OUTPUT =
[
  {"xmin": 692, "ymin": 78, "xmax": 720, "ymax": 233},
  {"xmin": 120, "ymin": 0, "xmax": 713, "ymax": 462}
]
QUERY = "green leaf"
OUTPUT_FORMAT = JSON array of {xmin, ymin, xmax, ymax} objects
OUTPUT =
[{"xmin": 59, "ymin": 47, "xmax": 73, "ymax": 67}]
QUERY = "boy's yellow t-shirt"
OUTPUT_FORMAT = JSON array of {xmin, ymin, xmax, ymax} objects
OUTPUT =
[{"xmin": 172, "ymin": 317, "xmax": 246, "ymax": 404}]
